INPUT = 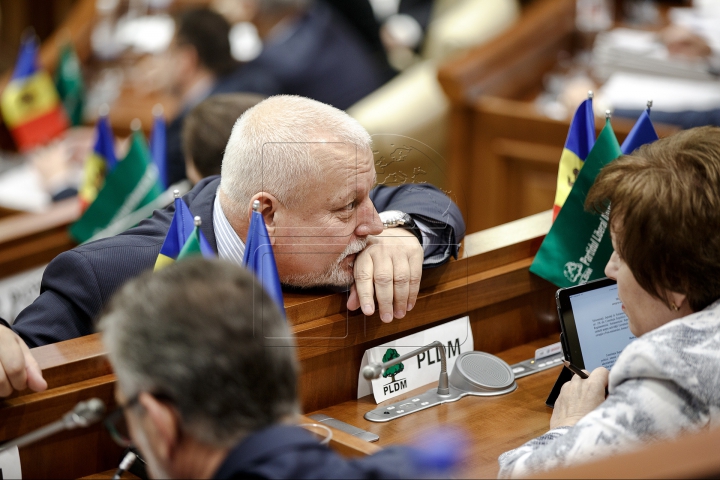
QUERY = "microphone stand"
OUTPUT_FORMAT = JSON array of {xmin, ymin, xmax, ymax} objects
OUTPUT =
[
  {"xmin": 0, "ymin": 398, "xmax": 106, "ymax": 453},
  {"xmin": 363, "ymin": 340, "xmax": 450, "ymax": 395}
]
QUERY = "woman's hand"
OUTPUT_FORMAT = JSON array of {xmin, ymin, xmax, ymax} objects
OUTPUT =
[{"xmin": 550, "ymin": 367, "xmax": 609, "ymax": 429}]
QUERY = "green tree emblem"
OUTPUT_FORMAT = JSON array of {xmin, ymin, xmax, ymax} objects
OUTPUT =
[{"xmin": 382, "ymin": 348, "xmax": 405, "ymax": 383}]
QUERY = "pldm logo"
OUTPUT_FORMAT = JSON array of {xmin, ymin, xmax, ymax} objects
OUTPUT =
[
  {"xmin": 381, "ymin": 348, "xmax": 406, "ymax": 395},
  {"xmin": 379, "ymin": 339, "xmax": 463, "ymax": 396}
]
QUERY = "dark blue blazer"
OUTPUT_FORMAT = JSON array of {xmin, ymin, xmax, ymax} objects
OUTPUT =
[
  {"xmin": 213, "ymin": 425, "xmax": 418, "ymax": 479},
  {"xmin": 249, "ymin": 1, "xmax": 386, "ymax": 112},
  {"xmin": 9, "ymin": 177, "xmax": 464, "ymax": 347}
]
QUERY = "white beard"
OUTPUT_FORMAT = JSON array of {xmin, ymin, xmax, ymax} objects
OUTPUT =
[{"xmin": 283, "ymin": 237, "xmax": 367, "ymax": 288}]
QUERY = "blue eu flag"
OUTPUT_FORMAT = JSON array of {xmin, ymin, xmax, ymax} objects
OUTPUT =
[
  {"xmin": 242, "ymin": 204, "xmax": 286, "ymax": 317},
  {"xmin": 150, "ymin": 105, "xmax": 168, "ymax": 189},
  {"xmin": 621, "ymin": 106, "xmax": 658, "ymax": 155}
]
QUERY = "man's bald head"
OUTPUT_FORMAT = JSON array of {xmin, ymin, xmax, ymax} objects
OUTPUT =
[{"xmin": 219, "ymin": 95, "xmax": 372, "ymax": 215}]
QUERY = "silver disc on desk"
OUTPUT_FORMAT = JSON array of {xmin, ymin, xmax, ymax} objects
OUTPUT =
[{"xmin": 449, "ymin": 351, "xmax": 517, "ymax": 396}]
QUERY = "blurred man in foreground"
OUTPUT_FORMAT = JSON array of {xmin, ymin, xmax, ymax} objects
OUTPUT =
[{"xmin": 100, "ymin": 258, "xmax": 418, "ymax": 479}]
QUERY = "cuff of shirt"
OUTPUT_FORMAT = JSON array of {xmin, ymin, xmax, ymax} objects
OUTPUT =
[{"xmin": 412, "ymin": 215, "xmax": 459, "ymax": 267}]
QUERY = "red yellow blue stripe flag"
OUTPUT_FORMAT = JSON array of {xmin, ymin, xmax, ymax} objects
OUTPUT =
[
  {"xmin": 0, "ymin": 35, "xmax": 68, "ymax": 151},
  {"xmin": 242, "ymin": 200, "xmax": 285, "ymax": 316},
  {"xmin": 79, "ymin": 111, "xmax": 117, "ymax": 209},
  {"xmin": 552, "ymin": 94, "xmax": 596, "ymax": 221},
  {"xmin": 154, "ymin": 192, "xmax": 214, "ymax": 270}
]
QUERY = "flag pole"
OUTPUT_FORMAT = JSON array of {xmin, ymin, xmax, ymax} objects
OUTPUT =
[
  {"xmin": 646, "ymin": 99, "xmax": 653, "ymax": 112},
  {"xmin": 588, "ymin": 90, "xmax": 593, "ymax": 99},
  {"xmin": 174, "ymin": 189, "xmax": 180, "ymax": 199},
  {"xmin": 253, "ymin": 200, "xmax": 260, "ymax": 212},
  {"xmin": 194, "ymin": 216, "xmax": 202, "ymax": 227}
]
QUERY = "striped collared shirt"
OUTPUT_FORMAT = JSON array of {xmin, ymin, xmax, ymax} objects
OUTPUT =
[{"xmin": 212, "ymin": 191, "xmax": 245, "ymax": 264}]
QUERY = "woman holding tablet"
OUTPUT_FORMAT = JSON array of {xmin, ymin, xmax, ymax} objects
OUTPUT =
[{"xmin": 498, "ymin": 126, "xmax": 720, "ymax": 477}]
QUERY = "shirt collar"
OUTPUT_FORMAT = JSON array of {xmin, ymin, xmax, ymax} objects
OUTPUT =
[{"xmin": 213, "ymin": 192, "xmax": 245, "ymax": 265}]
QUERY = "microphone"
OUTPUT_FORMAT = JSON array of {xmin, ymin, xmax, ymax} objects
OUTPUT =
[
  {"xmin": 0, "ymin": 398, "xmax": 106, "ymax": 453},
  {"xmin": 363, "ymin": 340, "xmax": 450, "ymax": 395},
  {"xmin": 112, "ymin": 451, "xmax": 137, "ymax": 480}
]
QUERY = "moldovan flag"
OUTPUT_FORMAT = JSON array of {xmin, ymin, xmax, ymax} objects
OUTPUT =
[
  {"xmin": 70, "ymin": 132, "xmax": 163, "ymax": 243},
  {"xmin": 149, "ymin": 106, "xmax": 168, "ymax": 190},
  {"xmin": 552, "ymin": 97, "xmax": 595, "ymax": 221},
  {"xmin": 0, "ymin": 36, "xmax": 68, "ymax": 151},
  {"xmin": 243, "ymin": 207, "xmax": 285, "ymax": 316},
  {"xmin": 154, "ymin": 196, "xmax": 213, "ymax": 270},
  {"xmin": 620, "ymin": 107, "xmax": 658, "ymax": 155},
  {"xmin": 54, "ymin": 43, "xmax": 84, "ymax": 126},
  {"xmin": 530, "ymin": 117, "xmax": 621, "ymax": 287},
  {"xmin": 78, "ymin": 114, "xmax": 117, "ymax": 209}
]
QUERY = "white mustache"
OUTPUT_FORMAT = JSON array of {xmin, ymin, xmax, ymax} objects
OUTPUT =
[{"xmin": 337, "ymin": 238, "xmax": 367, "ymax": 264}]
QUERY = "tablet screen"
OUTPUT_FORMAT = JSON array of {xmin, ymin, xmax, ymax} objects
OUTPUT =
[{"xmin": 568, "ymin": 283, "xmax": 636, "ymax": 370}]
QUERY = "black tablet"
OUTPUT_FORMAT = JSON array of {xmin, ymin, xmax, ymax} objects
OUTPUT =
[{"xmin": 556, "ymin": 277, "xmax": 637, "ymax": 371}]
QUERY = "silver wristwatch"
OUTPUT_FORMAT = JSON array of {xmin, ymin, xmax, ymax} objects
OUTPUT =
[{"xmin": 378, "ymin": 210, "xmax": 423, "ymax": 246}]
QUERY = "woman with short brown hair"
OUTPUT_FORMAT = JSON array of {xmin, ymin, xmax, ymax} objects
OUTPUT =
[{"xmin": 498, "ymin": 126, "xmax": 720, "ymax": 477}]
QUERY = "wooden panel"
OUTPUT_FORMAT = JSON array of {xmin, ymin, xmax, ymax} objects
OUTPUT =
[
  {"xmin": 0, "ymin": 198, "xmax": 79, "ymax": 280},
  {"xmin": 438, "ymin": 0, "xmax": 576, "ymax": 103},
  {"xmin": 445, "ymin": 94, "xmax": 679, "ymax": 232}
]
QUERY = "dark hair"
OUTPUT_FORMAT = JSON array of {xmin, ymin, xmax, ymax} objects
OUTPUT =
[
  {"xmin": 99, "ymin": 258, "xmax": 297, "ymax": 446},
  {"xmin": 175, "ymin": 8, "xmax": 237, "ymax": 76},
  {"xmin": 586, "ymin": 126, "xmax": 720, "ymax": 312},
  {"xmin": 182, "ymin": 93, "xmax": 266, "ymax": 178}
]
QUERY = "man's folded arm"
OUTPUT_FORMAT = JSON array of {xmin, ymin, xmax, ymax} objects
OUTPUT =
[
  {"xmin": 10, "ymin": 250, "xmax": 102, "ymax": 348},
  {"xmin": 370, "ymin": 183, "xmax": 466, "ymax": 266}
]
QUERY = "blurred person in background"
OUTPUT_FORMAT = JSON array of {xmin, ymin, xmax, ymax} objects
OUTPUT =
[
  {"xmin": 181, "ymin": 93, "xmax": 266, "ymax": 185},
  {"xmin": 156, "ymin": 8, "xmax": 280, "ymax": 185},
  {"xmin": 211, "ymin": 0, "xmax": 386, "ymax": 112}
]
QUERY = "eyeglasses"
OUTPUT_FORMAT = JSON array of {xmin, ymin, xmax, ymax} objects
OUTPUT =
[
  {"xmin": 104, "ymin": 392, "xmax": 175, "ymax": 448},
  {"xmin": 104, "ymin": 395, "xmax": 140, "ymax": 448}
]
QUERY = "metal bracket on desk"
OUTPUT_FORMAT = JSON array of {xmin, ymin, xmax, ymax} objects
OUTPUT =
[{"xmin": 364, "ymin": 350, "xmax": 518, "ymax": 423}]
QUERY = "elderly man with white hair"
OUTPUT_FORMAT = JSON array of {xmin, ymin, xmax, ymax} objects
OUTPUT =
[{"xmin": 0, "ymin": 95, "xmax": 464, "ymax": 398}]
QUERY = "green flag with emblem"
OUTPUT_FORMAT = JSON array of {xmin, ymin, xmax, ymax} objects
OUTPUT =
[
  {"xmin": 70, "ymin": 132, "xmax": 162, "ymax": 243},
  {"xmin": 54, "ymin": 43, "xmax": 84, "ymax": 126},
  {"xmin": 529, "ymin": 117, "xmax": 622, "ymax": 287}
]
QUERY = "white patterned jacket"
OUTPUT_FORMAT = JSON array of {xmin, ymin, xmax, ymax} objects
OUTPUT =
[{"xmin": 498, "ymin": 298, "xmax": 720, "ymax": 478}]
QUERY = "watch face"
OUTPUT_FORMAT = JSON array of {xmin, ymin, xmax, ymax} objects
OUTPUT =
[{"xmin": 379, "ymin": 210, "xmax": 405, "ymax": 227}]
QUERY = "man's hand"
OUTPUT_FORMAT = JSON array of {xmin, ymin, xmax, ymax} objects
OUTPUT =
[
  {"xmin": 347, "ymin": 228, "xmax": 424, "ymax": 322},
  {"xmin": 550, "ymin": 367, "xmax": 609, "ymax": 429},
  {"xmin": 0, "ymin": 328, "xmax": 47, "ymax": 397}
]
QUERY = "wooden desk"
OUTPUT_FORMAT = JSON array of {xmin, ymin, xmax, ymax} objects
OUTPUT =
[
  {"xmin": 0, "ymin": 197, "xmax": 79, "ymax": 280},
  {"xmin": 311, "ymin": 334, "xmax": 561, "ymax": 479}
]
